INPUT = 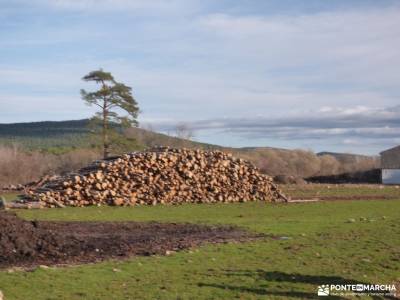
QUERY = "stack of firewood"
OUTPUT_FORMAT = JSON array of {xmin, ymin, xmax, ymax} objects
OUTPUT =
[{"xmin": 24, "ymin": 147, "xmax": 287, "ymax": 207}]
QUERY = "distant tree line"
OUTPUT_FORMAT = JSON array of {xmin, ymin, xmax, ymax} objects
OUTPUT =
[{"xmin": 0, "ymin": 119, "xmax": 90, "ymax": 137}]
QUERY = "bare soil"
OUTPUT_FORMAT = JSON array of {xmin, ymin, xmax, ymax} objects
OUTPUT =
[{"xmin": 0, "ymin": 211, "xmax": 259, "ymax": 269}]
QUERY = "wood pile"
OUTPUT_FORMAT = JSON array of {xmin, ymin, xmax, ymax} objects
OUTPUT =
[{"xmin": 23, "ymin": 147, "xmax": 287, "ymax": 207}]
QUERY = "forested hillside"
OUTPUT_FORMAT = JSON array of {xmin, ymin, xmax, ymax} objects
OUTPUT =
[
  {"xmin": 0, "ymin": 119, "xmax": 91, "ymax": 152},
  {"xmin": 0, "ymin": 119, "xmax": 89, "ymax": 137}
]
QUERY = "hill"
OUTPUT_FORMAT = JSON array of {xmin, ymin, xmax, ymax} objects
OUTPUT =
[
  {"xmin": 0, "ymin": 119, "xmax": 92, "ymax": 152},
  {"xmin": 0, "ymin": 119, "xmax": 90, "ymax": 137}
]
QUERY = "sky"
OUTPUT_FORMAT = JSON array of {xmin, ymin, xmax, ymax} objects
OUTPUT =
[{"xmin": 0, "ymin": 0, "xmax": 399, "ymax": 154}]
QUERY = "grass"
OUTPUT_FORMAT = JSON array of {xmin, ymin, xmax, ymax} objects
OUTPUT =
[
  {"xmin": 0, "ymin": 200, "xmax": 399, "ymax": 300},
  {"xmin": 282, "ymin": 183, "xmax": 400, "ymax": 199},
  {"xmin": 0, "ymin": 192, "xmax": 20, "ymax": 202}
]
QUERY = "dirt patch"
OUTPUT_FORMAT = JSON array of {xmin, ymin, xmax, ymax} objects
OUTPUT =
[{"xmin": 0, "ymin": 211, "xmax": 259, "ymax": 269}]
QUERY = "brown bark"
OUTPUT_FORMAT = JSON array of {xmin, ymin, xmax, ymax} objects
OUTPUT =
[
  {"xmin": 102, "ymin": 102, "xmax": 109, "ymax": 159},
  {"xmin": 101, "ymin": 81, "xmax": 110, "ymax": 159}
]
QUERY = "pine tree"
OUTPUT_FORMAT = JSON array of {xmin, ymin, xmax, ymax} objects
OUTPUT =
[{"xmin": 81, "ymin": 69, "xmax": 139, "ymax": 158}]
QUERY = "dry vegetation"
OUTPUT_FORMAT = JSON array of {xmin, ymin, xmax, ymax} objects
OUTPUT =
[
  {"xmin": 0, "ymin": 145, "xmax": 99, "ymax": 187},
  {"xmin": 233, "ymin": 148, "xmax": 379, "ymax": 178}
]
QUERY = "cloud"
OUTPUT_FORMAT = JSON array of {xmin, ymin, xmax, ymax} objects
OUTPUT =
[
  {"xmin": 0, "ymin": 94, "xmax": 96, "ymax": 122},
  {"xmin": 198, "ymin": 6, "xmax": 400, "ymax": 88},
  {"xmin": 148, "ymin": 105, "xmax": 400, "ymax": 141},
  {"xmin": 24, "ymin": 0, "xmax": 200, "ymax": 14}
]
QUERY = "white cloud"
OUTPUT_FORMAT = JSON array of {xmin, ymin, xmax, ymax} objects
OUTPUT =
[
  {"xmin": 149, "ymin": 105, "xmax": 400, "ymax": 140},
  {"xmin": 28, "ymin": 0, "xmax": 200, "ymax": 14},
  {"xmin": 0, "ymin": 94, "xmax": 96, "ymax": 122},
  {"xmin": 0, "ymin": 67, "xmax": 81, "ymax": 89},
  {"xmin": 198, "ymin": 6, "xmax": 400, "ymax": 87}
]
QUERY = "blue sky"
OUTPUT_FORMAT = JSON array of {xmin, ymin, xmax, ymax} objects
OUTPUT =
[{"xmin": 0, "ymin": 0, "xmax": 399, "ymax": 154}]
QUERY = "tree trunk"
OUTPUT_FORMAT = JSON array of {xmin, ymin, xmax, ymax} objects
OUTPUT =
[{"xmin": 102, "ymin": 98, "xmax": 109, "ymax": 159}]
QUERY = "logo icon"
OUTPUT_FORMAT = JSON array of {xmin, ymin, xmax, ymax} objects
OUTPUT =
[
  {"xmin": 318, "ymin": 285, "xmax": 330, "ymax": 296},
  {"xmin": 356, "ymin": 284, "xmax": 364, "ymax": 292}
]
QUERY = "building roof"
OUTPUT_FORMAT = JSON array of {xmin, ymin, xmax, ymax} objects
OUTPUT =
[
  {"xmin": 381, "ymin": 145, "xmax": 400, "ymax": 169},
  {"xmin": 380, "ymin": 145, "xmax": 400, "ymax": 155}
]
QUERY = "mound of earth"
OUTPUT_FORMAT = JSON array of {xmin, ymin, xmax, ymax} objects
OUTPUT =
[
  {"xmin": 0, "ymin": 211, "xmax": 82, "ymax": 267},
  {"xmin": 24, "ymin": 147, "xmax": 287, "ymax": 207},
  {"xmin": 0, "ymin": 211, "xmax": 259, "ymax": 269}
]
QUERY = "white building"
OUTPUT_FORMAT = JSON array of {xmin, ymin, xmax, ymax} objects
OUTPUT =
[{"xmin": 380, "ymin": 146, "xmax": 400, "ymax": 184}]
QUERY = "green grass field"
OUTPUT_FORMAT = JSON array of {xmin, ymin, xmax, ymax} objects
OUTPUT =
[
  {"xmin": 1, "ymin": 199, "xmax": 399, "ymax": 300},
  {"xmin": 282, "ymin": 184, "xmax": 400, "ymax": 199}
]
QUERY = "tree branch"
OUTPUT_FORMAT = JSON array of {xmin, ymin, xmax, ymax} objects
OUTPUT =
[{"xmin": 93, "ymin": 102, "xmax": 104, "ymax": 109}]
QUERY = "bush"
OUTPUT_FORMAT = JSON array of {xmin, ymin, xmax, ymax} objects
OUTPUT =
[{"xmin": 232, "ymin": 148, "xmax": 379, "ymax": 178}]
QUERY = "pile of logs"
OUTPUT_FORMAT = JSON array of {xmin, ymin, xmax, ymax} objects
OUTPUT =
[{"xmin": 24, "ymin": 147, "xmax": 287, "ymax": 207}]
